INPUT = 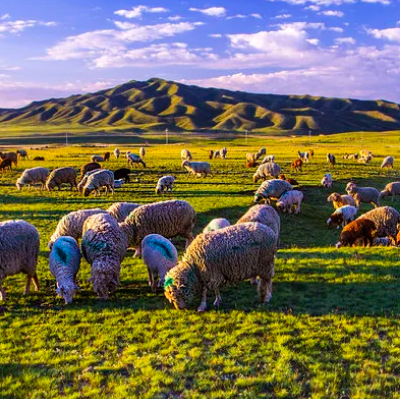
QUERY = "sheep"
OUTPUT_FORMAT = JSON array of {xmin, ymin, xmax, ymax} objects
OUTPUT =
[
  {"xmin": 327, "ymin": 153, "xmax": 336, "ymax": 167},
  {"xmin": 48, "ymin": 208, "xmax": 107, "ymax": 249},
  {"xmin": 327, "ymin": 205, "xmax": 358, "ymax": 229},
  {"xmin": 182, "ymin": 160, "xmax": 213, "ymax": 178},
  {"xmin": 221, "ymin": 147, "xmax": 227, "ymax": 159},
  {"xmin": 291, "ymin": 159, "xmax": 303, "ymax": 172},
  {"xmin": 91, "ymin": 155, "xmax": 104, "ymax": 163},
  {"xmin": 107, "ymin": 202, "xmax": 140, "ymax": 223},
  {"xmin": 256, "ymin": 147, "xmax": 267, "ymax": 160},
  {"xmin": 16, "ymin": 149, "xmax": 28, "ymax": 160},
  {"xmin": 381, "ymin": 156, "xmax": 394, "ymax": 169},
  {"xmin": 298, "ymin": 151, "xmax": 310, "ymax": 163},
  {"xmin": 82, "ymin": 169, "xmax": 114, "ymax": 197},
  {"xmin": 279, "ymin": 174, "xmax": 298, "ymax": 186},
  {"xmin": 0, "ymin": 151, "xmax": 17, "ymax": 167},
  {"xmin": 276, "ymin": 190, "xmax": 304, "ymax": 214},
  {"xmin": 80, "ymin": 162, "xmax": 101, "ymax": 178},
  {"xmin": 119, "ymin": 199, "xmax": 195, "ymax": 257},
  {"xmin": 357, "ymin": 206, "xmax": 400, "ymax": 241},
  {"xmin": 253, "ymin": 162, "xmax": 281, "ymax": 183},
  {"xmin": 327, "ymin": 192, "xmax": 357, "ymax": 209},
  {"xmin": 208, "ymin": 149, "xmax": 214, "ymax": 160},
  {"xmin": 261, "ymin": 155, "xmax": 275, "ymax": 164},
  {"xmin": 156, "ymin": 176, "xmax": 176, "ymax": 194},
  {"xmin": 127, "ymin": 153, "xmax": 146, "ymax": 168},
  {"xmin": 32, "ymin": 156, "xmax": 45, "ymax": 161},
  {"xmin": 114, "ymin": 148, "xmax": 120, "ymax": 159},
  {"xmin": 202, "ymin": 218, "xmax": 231, "ymax": 233},
  {"xmin": 164, "ymin": 222, "xmax": 277, "ymax": 312},
  {"xmin": 214, "ymin": 150, "xmax": 221, "ymax": 159},
  {"xmin": 113, "ymin": 168, "xmax": 131, "ymax": 183},
  {"xmin": 0, "ymin": 220, "xmax": 40, "ymax": 301},
  {"xmin": 321, "ymin": 173, "xmax": 332, "ymax": 188},
  {"xmin": 16, "ymin": 167, "xmax": 50, "ymax": 191},
  {"xmin": 78, "ymin": 169, "xmax": 100, "ymax": 193},
  {"xmin": 308, "ymin": 149, "xmax": 314, "ymax": 158},
  {"xmin": 142, "ymin": 234, "xmax": 178, "ymax": 292},
  {"xmin": 82, "ymin": 213, "xmax": 128, "ymax": 300},
  {"xmin": 335, "ymin": 219, "xmax": 376, "ymax": 248},
  {"xmin": 139, "ymin": 147, "xmax": 146, "ymax": 159},
  {"xmin": 373, "ymin": 237, "xmax": 395, "ymax": 247},
  {"xmin": 345, "ymin": 182, "xmax": 380, "ymax": 208},
  {"xmin": 254, "ymin": 179, "xmax": 292, "ymax": 204},
  {"xmin": 114, "ymin": 179, "xmax": 124, "ymax": 188},
  {"xmin": 358, "ymin": 155, "xmax": 372, "ymax": 164},
  {"xmin": 380, "ymin": 182, "xmax": 400, "ymax": 202},
  {"xmin": 181, "ymin": 149, "xmax": 193, "ymax": 161},
  {"xmin": 104, "ymin": 152, "xmax": 111, "ymax": 162},
  {"xmin": 46, "ymin": 167, "xmax": 77, "ymax": 191},
  {"xmin": 49, "ymin": 236, "xmax": 81, "ymax": 304},
  {"xmin": 342, "ymin": 153, "xmax": 358, "ymax": 160},
  {"xmin": 0, "ymin": 159, "xmax": 12, "ymax": 173},
  {"xmin": 360, "ymin": 150, "xmax": 374, "ymax": 159},
  {"xmin": 246, "ymin": 153, "xmax": 258, "ymax": 167}
]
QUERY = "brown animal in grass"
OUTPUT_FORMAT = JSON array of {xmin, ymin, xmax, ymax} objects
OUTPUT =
[
  {"xmin": 33, "ymin": 156, "xmax": 45, "ymax": 161},
  {"xmin": 308, "ymin": 149, "xmax": 314, "ymax": 157},
  {"xmin": 291, "ymin": 159, "xmax": 303, "ymax": 172},
  {"xmin": 0, "ymin": 159, "xmax": 12, "ymax": 172},
  {"xmin": 104, "ymin": 152, "xmax": 111, "ymax": 162},
  {"xmin": 208, "ymin": 150, "xmax": 214, "ymax": 160},
  {"xmin": 335, "ymin": 219, "xmax": 376, "ymax": 248},
  {"xmin": 80, "ymin": 162, "xmax": 101, "ymax": 178},
  {"xmin": 0, "ymin": 151, "xmax": 17, "ymax": 167},
  {"xmin": 279, "ymin": 174, "xmax": 298, "ymax": 186}
]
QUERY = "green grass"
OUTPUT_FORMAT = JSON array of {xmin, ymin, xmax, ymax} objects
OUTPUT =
[{"xmin": 1, "ymin": 132, "xmax": 400, "ymax": 398}]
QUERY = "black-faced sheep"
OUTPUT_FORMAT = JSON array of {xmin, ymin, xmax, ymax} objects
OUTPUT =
[{"xmin": 0, "ymin": 159, "xmax": 12, "ymax": 173}]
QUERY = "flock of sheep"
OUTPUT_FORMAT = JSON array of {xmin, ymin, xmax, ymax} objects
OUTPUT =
[{"xmin": 0, "ymin": 144, "xmax": 398, "ymax": 311}]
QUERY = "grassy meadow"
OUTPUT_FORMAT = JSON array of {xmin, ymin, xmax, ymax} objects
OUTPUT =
[{"xmin": 1, "ymin": 131, "xmax": 400, "ymax": 398}]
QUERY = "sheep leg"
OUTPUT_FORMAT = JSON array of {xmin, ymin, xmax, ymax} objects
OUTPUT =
[
  {"xmin": 24, "ymin": 275, "xmax": 31, "ymax": 295},
  {"xmin": 197, "ymin": 286, "xmax": 208, "ymax": 312},
  {"xmin": 32, "ymin": 273, "xmax": 40, "ymax": 291},
  {"xmin": 133, "ymin": 247, "xmax": 141, "ymax": 258},
  {"xmin": 0, "ymin": 283, "xmax": 5, "ymax": 301},
  {"xmin": 213, "ymin": 290, "xmax": 222, "ymax": 307},
  {"xmin": 147, "ymin": 269, "xmax": 156, "ymax": 292},
  {"xmin": 258, "ymin": 278, "xmax": 272, "ymax": 302}
]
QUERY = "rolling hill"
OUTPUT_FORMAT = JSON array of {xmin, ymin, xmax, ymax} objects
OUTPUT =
[{"xmin": 1, "ymin": 77, "xmax": 400, "ymax": 134}]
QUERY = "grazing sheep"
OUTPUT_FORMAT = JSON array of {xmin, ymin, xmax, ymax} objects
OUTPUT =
[
  {"xmin": 208, "ymin": 149, "xmax": 214, "ymax": 160},
  {"xmin": 49, "ymin": 236, "xmax": 81, "ymax": 304},
  {"xmin": 182, "ymin": 160, "xmax": 213, "ymax": 178},
  {"xmin": 138, "ymin": 147, "xmax": 146, "ymax": 159},
  {"xmin": 0, "ymin": 220, "xmax": 40, "ymax": 301},
  {"xmin": 221, "ymin": 147, "xmax": 227, "ymax": 159},
  {"xmin": 46, "ymin": 167, "xmax": 77, "ymax": 191},
  {"xmin": 82, "ymin": 213, "xmax": 128, "ymax": 300},
  {"xmin": 0, "ymin": 151, "xmax": 17, "ymax": 167},
  {"xmin": 164, "ymin": 222, "xmax": 277, "ymax": 312},
  {"xmin": 80, "ymin": 162, "xmax": 101, "ymax": 178},
  {"xmin": 360, "ymin": 149, "xmax": 374, "ymax": 159},
  {"xmin": 279, "ymin": 174, "xmax": 299, "ymax": 186},
  {"xmin": 16, "ymin": 149, "xmax": 28, "ymax": 160},
  {"xmin": 357, "ymin": 206, "xmax": 400, "ymax": 241},
  {"xmin": 16, "ymin": 167, "xmax": 50, "ymax": 190},
  {"xmin": 91, "ymin": 155, "xmax": 104, "ymax": 163},
  {"xmin": 78, "ymin": 169, "xmax": 100, "ymax": 193},
  {"xmin": 253, "ymin": 162, "xmax": 281, "ymax": 183},
  {"xmin": 321, "ymin": 173, "xmax": 333, "ymax": 188},
  {"xmin": 127, "ymin": 153, "xmax": 146, "ymax": 168},
  {"xmin": 327, "ymin": 192, "xmax": 356, "ymax": 209},
  {"xmin": 156, "ymin": 175, "xmax": 176, "ymax": 194},
  {"xmin": 104, "ymin": 152, "xmax": 111, "ymax": 162},
  {"xmin": 48, "ymin": 208, "xmax": 106, "ymax": 249},
  {"xmin": 358, "ymin": 155, "xmax": 372, "ymax": 164},
  {"xmin": 114, "ymin": 179, "xmax": 124, "ymax": 188},
  {"xmin": 345, "ymin": 182, "xmax": 380, "ymax": 208},
  {"xmin": 343, "ymin": 153, "xmax": 359, "ymax": 160},
  {"xmin": 114, "ymin": 148, "xmax": 120, "ymax": 159},
  {"xmin": 113, "ymin": 168, "xmax": 131, "ymax": 183},
  {"xmin": 107, "ymin": 202, "xmax": 140, "ymax": 223},
  {"xmin": 261, "ymin": 155, "xmax": 275, "ymax": 164},
  {"xmin": 142, "ymin": 234, "xmax": 178, "ymax": 292},
  {"xmin": 202, "ymin": 218, "xmax": 231, "ymax": 233},
  {"xmin": 291, "ymin": 159, "xmax": 303, "ymax": 172},
  {"xmin": 82, "ymin": 169, "xmax": 114, "ymax": 197},
  {"xmin": 276, "ymin": 190, "xmax": 304, "ymax": 214},
  {"xmin": 181, "ymin": 149, "xmax": 193, "ymax": 161},
  {"xmin": 214, "ymin": 150, "xmax": 221, "ymax": 159},
  {"xmin": 335, "ymin": 219, "xmax": 376, "ymax": 248},
  {"xmin": 254, "ymin": 179, "xmax": 292, "ymax": 204},
  {"xmin": 381, "ymin": 156, "xmax": 394, "ymax": 169},
  {"xmin": 298, "ymin": 151, "xmax": 310, "ymax": 163},
  {"xmin": 256, "ymin": 147, "xmax": 267, "ymax": 160},
  {"xmin": 373, "ymin": 237, "xmax": 395, "ymax": 247},
  {"xmin": 32, "ymin": 156, "xmax": 45, "ymax": 161},
  {"xmin": 380, "ymin": 182, "xmax": 400, "ymax": 202},
  {"xmin": 327, "ymin": 205, "xmax": 358, "ymax": 228},
  {"xmin": 245, "ymin": 153, "xmax": 258, "ymax": 167},
  {"xmin": 0, "ymin": 159, "xmax": 12, "ymax": 173},
  {"xmin": 327, "ymin": 153, "xmax": 336, "ymax": 167},
  {"xmin": 119, "ymin": 200, "xmax": 195, "ymax": 257}
]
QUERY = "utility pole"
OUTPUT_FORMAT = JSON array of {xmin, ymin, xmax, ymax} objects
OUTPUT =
[
  {"xmin": 309, "ymin": 130, "xmax": 311, "ymax": 144},
  {"xmin": 165, "ymin": 128, "xmax": 169, "ymax": 145},
  {"xmin": 245, "ymin": 130, "xmax": 248, "ymax": 145},
  {"xmin": 65, "ymin": 132, "xmax": 68, "ymax": 147}
]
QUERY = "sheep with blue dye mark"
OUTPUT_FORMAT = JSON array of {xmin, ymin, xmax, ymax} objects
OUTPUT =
[
  {"xmin": 16, "ymin": 167, "xmax": 50, "ymax": 190},
  {"xmin": 106, "ymin": 202, "xmax": 140, "ymax": 223},
  {"xmin": 253, "ymin": 162, "xmax": 281, "ymax": 183},
  {"xmin": 0, "ymin": 220, "xmax": 40, "ymax": 301},
  {"xmin": 82, "ymin": 213, "xmax": 128, "ymax": 299},
  {"xmin": 49, "ymin": 236, "xmax": 81, "ymax": 304},
  {"xmin": 202, "ymin": 218, "xmax": 231, "ymax": 233},
  {"xmin": 82, "ymin": 169, "xmax": 114, "ymax": 197},
  {"xmin": 164, "ymin": 222, "xmax": 277, "ymax": 312},
  {"xmin": 141, "ymin": 234, "xmax": 178, "ymax": 292},
  {"xmin": 254, "ymin": 179, "xmax": 292, "ymax": 204}
]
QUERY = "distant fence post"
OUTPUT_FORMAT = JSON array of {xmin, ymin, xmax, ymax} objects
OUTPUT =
[{"xmin": 165, "ymin": 128, "xmax": 169, "ymax": 145}]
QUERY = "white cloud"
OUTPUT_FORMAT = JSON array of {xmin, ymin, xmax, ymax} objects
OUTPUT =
[
  {"xmin": 367, "ymin": 27, "xmax": 400, "ymax": 43},
  {"xmin": 168, "ymin": 16, "xmax": 183, "ymax": 21},
  {"xmin": 305, "ymin": 5, "xmax": 321, "ymax": 10},
  {"xmin": 251, "ymin": 13, "xmax": 263, "ymax": 19},
  {"xmin": 335, "ymin": 37, "xmax": 356, "ymax": 44},
  {"xmin": 114, "ymin": 5, "xmax": 169, "ymax": 19},
  {"xmin": 209, "ymin": 33, "xmax": 223, "ymax": 38},
  {"xmin": 227, "ymin": 13, "xmax": 263, "ymax": 19},
  {"xmin": 268, "ymin": 0, "xmax": 389, "ymax": 6},
  {"xmin": 189, "ymin": 7, "xmax": 227, "ymax": 17},
  {"xmin": 0, "ymin": 19, "xmax": 56, "ymax": 35},
  {"xmin": 274, "ymin": 14, "xmax": 292, "ymax": 19},
  {"xmin": 320, "ymin": 10, "xmax": 344, "ymax": 16},
  {"xmin": 0, "ymin": 14, "xmax": 10, "ymax": 20},
  {"xmin": 0, "ymin": 65, "xmax": 21, "ymax": 71}
]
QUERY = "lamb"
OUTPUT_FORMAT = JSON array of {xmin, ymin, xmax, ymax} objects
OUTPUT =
[
  {"xmin": 119, "ymin": 199, "xmax": 195, "ymax": 257},
  {"xmin": 127, "ymin": 153, "xmax": 146, "ymax": 168},
  {"xmin": 139, "ymin": 147, "xmax": 146, "ymax": 158},
  {"xmin": 16, "ymin": 167, "xmax": 50, "ymax": 190},
  {"xmin": 82, "ymin": 213, "xmax": 128, "ymax": 299},
  {"xmin": 48, "ymin": 208, "xmax": 107, "ymax": 249},
  {"xmin": 104, "ymin": 152, "xmax": 111, "ymax": 162},
  {"xmin": 357, "ymin": 206, "xmax": 400, "ymax": 241},
  {"xmin": 49, "ymin": 236, "xmax": 81, "ymax": 304},
  {"xmin": 164, "ymin": 222, "xmax": 277, "ymax": 312},
  {"xmin": 113, "ymin": 168, "xmax": 131, "ymax": 183},
  {"xmin": 114, "ymin": 179, "xmax": 124, "ymax": 188},
  {"xmin": 327, "ymin": 192, "xmax": 356, "ymax": 209},
  {"xmin": 82, "ymin": 169, "xmax": 114, "ymax": 197},
  {"xmin": 261, "ymin": 155, "xmax": 275, "ymax": 164},
  {"xmin": 114, "ymin": 148, "xmax": 120, "ymax": 159},
  {"xmin": 381, "ymin": 156, "xmax": 394, "ymax": 169},
  {"xmin": 0, "ymin": 220, "xmax": 40, "ymax": 301},
  {"xmin": 181, "ymin": 149, "xmax": 193, "ymax": 161},
  {"xmin": 156, "ymin": 176, "xmax": 176, "ymax": 194},
  {"xmin": 208, "ymin": 150, "xmax": 214, "ymax": 160},
  {"xmin": 80, "ymin": 162, "xmax": 101, "ymax": 178},
  {"xmin": 221, "ymin": 147, "xmax": 227, "ymax": 159},
  {"xmin": 182, "ymin": 160, "xmax": 213, "ymax": 178},
  {"xmin": 0, "ymin": 159, "xmax": 12, "ymax": 173},
  {"xmin": 46, "ymin": 167, "xmax": 77, "ymax": 191},
  {"xmin": 345, "ymin": 182, "xmax": 380, "ymax": 208},
  {"xmin": 214, "ymin": 150, "xmax": 221, "ymax": 159},
  {"xmin": 91, "ymin": 155, "xmax": 104, "ymax": 162},
  {"xmin": 253, "ymin": 162, "xmax": 281, "ymax": 183},
  {"xmin": 291, "ymin": 159, "xmax": 303, "ymax": 172},
  {"xmin": 298, "ymin": 151, "xmax": 310, "ymax": 163},
  {"xmin": 327, "ymin": 205, "xmax": 358, "ymax": 228},
  {"xmin": 256, "ymin": 147, "xmax": 267, "ymax": 160},
  {"xmin": 327, "ymin": 153, "xmax": 336, "ymax": 167},
  {"xmin": 107, "ymin": 202, "xmax": 140, "ymax": 223},
  {"xmin": 202, "ymin": 218, "xmax": 231, "ymax": 233},
  {"xmin": 254, "ymin": 179, "xmax": 292, "ymax": 204},
  {"xmin": 279, "ymin": 174, "xmax": 298, "ymax": 186},
  {"xmin": 16, "ymin": 149, "xmax": 28, "ymax": 160},
  {"xmin": 321, "ymin": 173, "xmax": 332, "ymax": 188},
  {"xmin": 380, "ymin": 182, "xmax": 400, "ymax": 202},
  {"xmin": 246, "ymin": 153, "xmax": 258, "ymax": 167},
  {"xmin": 335, "ymin": 219, "xmax": 376, "ymax": 248},
  {"xmin": 276, "ymin": 190, "xmax": 304, "ymax": 214},
  {"xmin": 142, "ymin": 234, "xmax": 178, "ymax": 292}
]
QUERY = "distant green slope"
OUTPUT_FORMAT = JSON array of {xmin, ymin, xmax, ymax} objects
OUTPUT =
[{"xmin": 0, "ymin": 77, "xmax": 400, "ymax": 133}]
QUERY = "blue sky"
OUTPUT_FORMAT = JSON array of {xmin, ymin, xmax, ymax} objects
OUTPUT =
[{"xmin": 0, "ymin": 0, "xmax": 398, "ymax": 107}]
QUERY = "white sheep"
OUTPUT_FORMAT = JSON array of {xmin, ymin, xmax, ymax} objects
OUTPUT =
[
  {"xmin": 327, "ymin": 192, "xmax": 356, "ymax": 209},
  {"xmin": 253, "ymin": 162, "xmax": 281, "ymax": 183},
  {"xmin": 114, "ymin": 179, "xmax": 124, "ymax": 189},
  {"xmin": 346, "ymin": 182, "xmax": 380, "ymax": 208},
  {"xmin": 114, "ymin": 148, "xmax": 120, "ymax": 159},
  {"xmin": 256, "ymin": 147, "xmax": 267, "ymax": 160},
  {"xmin": 202, "ymin": 218, "xmax": 231, "ymax": 233},
  {"xmin": 380, "ymin": 182, "xmax": 400, "ymax": 202},
  {"xmin": 139, "ymin": 147, "xmax": 146, "ymax": 158},
  {"xmin": 82, "ymin": 169, "xmax": 114, "ymax": 197},
  {"xmin": 321, "ymin": 173, "xmax": 332, "ymax": 188},
  {"xmin": 156, "ymin": 176, "xmax": 176, "ymax": 194},
  {"xmin": 180, "ymin": 149, "xmax": 193, "ymax": 161},
  {"xmin": 298, "ymin": 151, "xmax": 310, "ymax": 163},
  {"xmin": 276, "ymin": 190, "xmax": 304, "ymax": 214},
  {"xmin": 254, "ymin": 179, "xmax": 292, "ymax": 204},
  {"xmin": 182, "ymin": 160, "xmax": 213, "ymax": 178},
  {"xmin": 16, "ymin": 167, "xmax": 50, "ymax": 190},
  {"xmin": 381, "ymin": 156, "xmax": 394, "ymax": 169},
  {"xmin": 327, "ymin": 205, "xmax": 358, "ymax": 229},
  {"xmin": 127, "ymin": 153, "xmax": 146, "ymax": 168},
  {"xmin": 261, "ymin": 155, "xmax": 275, "ymax": 164},
  {"xmin": 106, "ymin": 202, "xmax": 140, "ymax": 223}
]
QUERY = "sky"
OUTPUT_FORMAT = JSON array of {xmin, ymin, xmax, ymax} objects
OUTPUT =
[{"xmin": 0, "ymin": 0, "xmax": 398, "ymax": 108}]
